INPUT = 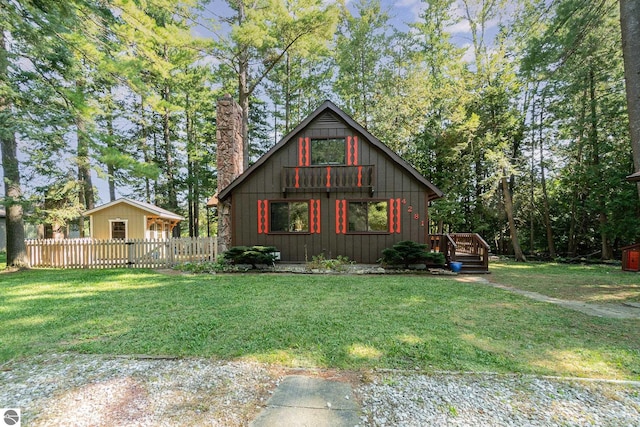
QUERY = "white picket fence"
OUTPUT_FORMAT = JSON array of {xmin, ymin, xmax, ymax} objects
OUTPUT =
[{"xmin": 25, "ymin": 237, "xmax": 217, "ymax": 269}]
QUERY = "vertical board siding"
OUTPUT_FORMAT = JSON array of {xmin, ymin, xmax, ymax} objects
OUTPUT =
[
  {"xmin": 25, "ymin": 237, "xmax": 217, "ymax": 269},
  {"xmin": 230, "ymin": 112, "xmax": 432, "ymax": 263}
]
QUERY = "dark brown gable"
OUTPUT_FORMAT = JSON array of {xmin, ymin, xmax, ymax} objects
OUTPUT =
[{"xmin": 218, "ymin": 100, "xmax": 443, "ymax": 201}]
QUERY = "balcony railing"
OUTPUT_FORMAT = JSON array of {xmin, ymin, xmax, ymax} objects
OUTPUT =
[{"xmin": 282, "ymin": 165, "xmax": 375, "ymax": 194}]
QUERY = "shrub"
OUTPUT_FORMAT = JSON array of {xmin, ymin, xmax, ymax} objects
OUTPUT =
[
  {"xmin": 223, "ymin": 245, "xmax": 278, "ymax": 268},
  {"xmin": 306, "ymin": 254, "xmax": 353, "ymax": 271},
  {"xmin": 380, "ymin": 240, "xmax": 445, "ymax": 268},
  {"xmin": 174, "ymin": 259, "xmax": 238, "ymax": 274}
]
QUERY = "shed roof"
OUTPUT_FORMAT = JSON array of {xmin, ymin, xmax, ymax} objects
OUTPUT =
[
  {"xmin": 206, "ymin": 193, "xmax": 218, "ymax": 207},
  {"xmin": 83, "ymin": 198, "xmax": 184, "ymax": 221},
  {"xmin": 626, "ymin": 171, "xmax": 640, "ymax": 182},
  {"xmin": 218, "ymin": 100, "xmax": 444, "ymax": 202}
]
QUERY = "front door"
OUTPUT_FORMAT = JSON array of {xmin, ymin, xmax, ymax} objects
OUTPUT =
[{"xmin": 628, "ymin": 250, "xmax": 640, "ymax": 271}]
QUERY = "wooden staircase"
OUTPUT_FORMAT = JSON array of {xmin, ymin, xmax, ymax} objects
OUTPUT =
[
  {"xmin": 453, "ymin": 253, "xmax": 489, "ymax": 274},
  {"xmin": 430, "ymin": 233, "xmax": 490, "ymax": 274}
]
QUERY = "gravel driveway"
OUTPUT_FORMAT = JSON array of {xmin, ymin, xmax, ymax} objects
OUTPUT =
[{"xmin": 2, "ymin": 353, "xmax": 639, "ymax": 426}]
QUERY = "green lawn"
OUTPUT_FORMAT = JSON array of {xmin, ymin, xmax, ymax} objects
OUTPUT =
[
  {"xmin": 1, "ymin": 267, "xmax": 639, "ymax": 380},
  {"xmin": 0, "ymin": 252, "xmax": 5, "ymax": 269},
  {"xmin": 490, "ymin": 260, "xmax": 640, "ymax": 303}
]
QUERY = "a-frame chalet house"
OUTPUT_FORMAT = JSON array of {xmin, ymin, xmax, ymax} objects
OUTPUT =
[{"xmin": 214, "ymin": 97, "xmax": 489, "ymax": 271}]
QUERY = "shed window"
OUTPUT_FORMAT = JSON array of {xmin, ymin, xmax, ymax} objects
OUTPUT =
[
  {"xmin": 311, "ymin": 138, "xmax": 345, "ymax": 165},
  {"xmin": 348, "ymin": 201, "xmax": 388, "ymax": 232},
  {"xmin": 111, "ymin": 221, "xmax": 127, "ymax": 239},
  {"xmin": 270, "ymin": 201, "xmax": 309, "ymax": 232}
]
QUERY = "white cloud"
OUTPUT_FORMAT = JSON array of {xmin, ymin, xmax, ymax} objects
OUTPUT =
[
  {"xmin": 445, "ymin": 20, "xmax": 471, "ymax": 34},
  {"xmin": 461, "ymin": 43, "xmax": 475, "ymax": 64},
  {"xmin": 394, "ymin": 0, "xmax": 427, "ymax": 22},
  {"xmin": 395, "ymin": 0, "xmax": 418, "ymax": 7}
]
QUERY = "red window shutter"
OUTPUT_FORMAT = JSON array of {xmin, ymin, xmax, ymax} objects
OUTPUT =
[
  {"xmin": 347, "ymin": 136, "xmax": 359, "ymax": 166},
  {"xmin": 298, "ymin": 137, "xmax": 310, "ymax": 166},
  {"xmin": 257, "ymin": 200, "xmax": 269, "ymax": 234},
  {"xmin": 298, "ymin": 138, "xmax": 304, "ymax": 166},
  {"xmin": 335, "ymin": 199, "xmax": 346, "ymax": 234},
  {"xmin": 389, "ymin": 198, "xmax": 401, "ymax": 233},
  {"xmin": 310, "ymin": 199, "xmax": 321, "ymax": 233},
  {"xmin": 353, "ymin": 136, "xmax": 358, "ymax": 165},
  {"xmin": 389, "ymin": 199, "xmax": 395, "ymax": 233}
]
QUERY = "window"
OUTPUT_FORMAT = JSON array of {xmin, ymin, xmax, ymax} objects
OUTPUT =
[
  {"xmin": 348, "ymin": 201, "xmax": 388, "ymax": 232},
  {"xmin": 311, "ymin": 138, "xmax": 345, "ymax": 165},
  {"xmin": 111, "ymin": 220, "xmax": 127, "ymax": 239},
  {"xmin": 270, "ymin": 201, "xmax": 309, "ymax": 232}
]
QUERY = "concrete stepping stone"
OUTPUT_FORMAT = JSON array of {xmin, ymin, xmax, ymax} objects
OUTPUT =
[{"xmin": 250, "ymin": 375, "xmax": 360, "ymax": 427}]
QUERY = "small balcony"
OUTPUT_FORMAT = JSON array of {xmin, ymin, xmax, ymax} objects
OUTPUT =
[{"xmin": 282, "ymin": 165, "xmax": 375, "ymax": 195}]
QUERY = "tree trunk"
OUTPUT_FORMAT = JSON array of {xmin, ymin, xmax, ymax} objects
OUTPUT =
[
  {"xmin": 162, "ymin": 96, "xmax": 178, "ymax": 235},
  {"xmin": 106, "ymin": 99, "xmax": 116, "ymax": 202},
  {"xmin": 567, "ymin": 192, "xmax": 578, "ymax": 258},
  {"xmin": 285, "ymin": 52, "xmax": 291, "ymax": 133},
  {"xmin": 1, "ymin": 131, "xmax": 27, "ymax": 267},
  {"xmin": 538, "ymin": 96, "xmax": 556, "ymax": 259},
  {"xmin": 185, "ymin": 93, "xmax": 199, "ymax": 237},
  {"xmin": 76, "ymin": 80, "xmax": 94, "ymax": 238},
  {"xmin": 0, "ymin": 30, "xmax": 28, "ymax": 267},
  {"xmin": 620, "ymin": 0, "xmax": 640, "ymax": 198},
  {"xmin": 588, "ymin": 68, "xmax": 612, "ymax": 260},
  {"xmin": 153, "ymin": 119, "xmax": 160, "ymax": 204},
  {"xmin": 237, "ymin": 1, "xmax": 250, "ymax": 170},
  {"xmin": 502, "ymin": 175, "xmax": 526, "ymax": 261},
  {"xmin": 529, "ymin": 97, "xmax": 536, "ymax": 255},
  {"xmin": 161, "ymin": 47, "xmax": 178, "ymax": 236},
  {"xmin": 568, "ymin": 88, "xmax": 588, "ymax": 257},
  {"xmin": 140, "ymin": 97, "xmax": 151, "ymax": 203}
]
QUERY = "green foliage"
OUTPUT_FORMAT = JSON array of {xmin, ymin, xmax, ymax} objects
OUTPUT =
[
  {"xmin": 173, "ymin": 259, "xmax": 239, "ymax": 274},
  {"xmin": 223, "ymin": 245, "xmax": 278, "ymax": 268},
  {"xmin": 380, "ymin": 240, "xmax": 445, "ymax": 268},
  {"xmin": 306, "ymin": 254, "xmax": 353, "ymax": 271}
]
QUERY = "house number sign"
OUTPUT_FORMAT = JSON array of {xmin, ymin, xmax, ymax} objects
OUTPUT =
[{"xmin": 401, "ymin": 198, "xmax": 426, "ymax": 227}]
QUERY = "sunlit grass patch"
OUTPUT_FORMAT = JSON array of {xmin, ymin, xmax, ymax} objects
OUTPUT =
[
  {"xmin": 348, "ymin": 344, "xmax": 383, "ymax": 361},
  {"xmin": 531, "ymin": 349, "xmax": 632, "ymax": 379},
  {"xmin": 490, "ymin": 260, "xmax": 640, "ymax": 303}
]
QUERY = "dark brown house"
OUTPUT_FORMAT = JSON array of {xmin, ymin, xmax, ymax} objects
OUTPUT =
[{"xmin": 215, "ymin": 98, "xmax": 448, "ymax": 264}]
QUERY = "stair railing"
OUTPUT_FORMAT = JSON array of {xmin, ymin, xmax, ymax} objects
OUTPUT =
[
  {"xmin": 449, "ymin": 233, "xmax": 490, "ymax": 271},
  {"xmin": 429, "ymin": 234, "xmax": 457, "ymax": 263}
]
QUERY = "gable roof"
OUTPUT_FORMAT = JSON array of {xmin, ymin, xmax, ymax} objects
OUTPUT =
[
  {"xmin": 83, "ymin": 198, "xmax": 184, "ymax": 221},
  {"xmin": 218, "ymin": 100, "xmax": 444, "ymax": 201}
]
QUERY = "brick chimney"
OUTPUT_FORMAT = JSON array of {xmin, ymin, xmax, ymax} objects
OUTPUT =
[{"xmin": 216, "ymin": 95, "xmax": 244, "ymax": 254}]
